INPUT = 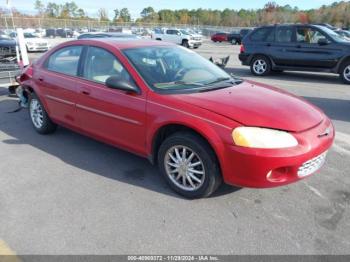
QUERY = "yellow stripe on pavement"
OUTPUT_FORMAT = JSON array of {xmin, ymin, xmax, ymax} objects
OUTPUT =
[{"xmin": 0, "ymin": 240, "xmax": 21, "ymax": 262}]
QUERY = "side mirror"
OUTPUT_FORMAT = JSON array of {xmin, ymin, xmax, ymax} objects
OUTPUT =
[
  {"xmin": 318, "ymin": 38, "xmax": 328, "ymax": 46},
  {"xmin": 105, "ymin": 76, "xmax": 140, "ymax": 94}
]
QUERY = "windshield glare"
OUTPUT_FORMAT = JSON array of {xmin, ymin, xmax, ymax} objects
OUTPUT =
[
  {"xmin": 24, "ymin": 33, "xmax": 37, "ymax": 38},
  {"xmin": 180, "ymin": 30, "xmax": 190, "ymax": 35},
  {"xmin": 123, "ymin": 46, "xmax": 232, "ymax": 91},
  {"xmin": 320, "ymin": 26, "xmax": 348, "ymax": 42}
]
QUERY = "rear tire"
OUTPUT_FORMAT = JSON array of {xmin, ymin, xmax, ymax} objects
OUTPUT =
[
  {"xmin": 158, "ymin": 132, "xmax": 222, "ymax": 199},
  {"xmin": 340, "ymin": 61, "xmax": 350, "ymax": 84},
  {"xmin": 250, "ymin": 55, "xmax": 271, "ymax": 76},
  {"xmin": 29, "ymin": 93, "xmax": 57, "ymax": 134}
]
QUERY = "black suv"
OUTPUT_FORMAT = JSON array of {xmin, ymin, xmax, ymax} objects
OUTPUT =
[{"xmin": 239, "ymin": 24, "xmax": 350, "ymax": 84}]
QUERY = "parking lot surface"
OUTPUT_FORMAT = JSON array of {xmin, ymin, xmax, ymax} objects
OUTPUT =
[{"xmin": 0, "ymin": 40, "xmax": 350, "ymax": 255}]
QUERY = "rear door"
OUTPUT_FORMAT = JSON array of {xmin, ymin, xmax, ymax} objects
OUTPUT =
[
  {"xmin": 248, "ymin": 27, "xmax": 275, "ymax": 59},
  {"xmin": 293, "ymin": 26, "xmax": 342, "ymax": 68},
  {"xmin": 35, "ymin": 45, "xmax": 83, "ymax": 127},
  {"xmin": 269, "ymin": 26, "xmax": 296, "ymax": 66},
  {"xmin": 165, "ymin": 30, "xmax": 178, "ymax": 43}
]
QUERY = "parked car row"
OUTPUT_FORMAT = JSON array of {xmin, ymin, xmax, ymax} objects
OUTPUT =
[
  {"xmin": 239, "ymin": 24, "xmax": 350, "ymax": 84},
  {"xmin": 211, "ymin": 29, "xmax": 253, "ymax": 44}
]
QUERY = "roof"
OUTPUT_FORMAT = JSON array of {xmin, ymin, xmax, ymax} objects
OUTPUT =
[{"xmin": 72, "ymin": 38, "xmax": 175, "ymax": 50}]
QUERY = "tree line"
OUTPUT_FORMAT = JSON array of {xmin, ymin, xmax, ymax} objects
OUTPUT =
[{"xmin": 2, "ymin": 1, "xmax": 350, "ymax": 27}]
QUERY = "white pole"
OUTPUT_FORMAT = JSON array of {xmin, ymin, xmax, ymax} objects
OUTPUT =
[{"xmin": 16, "ymin": 28, "xmax": 29, "ymax": 66}]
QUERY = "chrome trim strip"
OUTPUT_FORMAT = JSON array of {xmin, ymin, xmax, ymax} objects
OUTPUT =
[
  {"xmin": 148, "ymin": 101, "xmax": 232, "ymax": 130},
  {"xmin": 45, "ymin": 95, "xmax": 75, "ymax": 106},
  {"xmin": 76, "ymin": 104, "xmax": 142, "ymax": 126}
]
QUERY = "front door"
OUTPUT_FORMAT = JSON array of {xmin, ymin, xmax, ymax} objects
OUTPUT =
[
  {"xmin": 293, "ymin": 26, "xmax": 341, "ymax": 68},
  {"xmin": 75, "ymin": 46, "xmax": 147, "ymax": 155}
]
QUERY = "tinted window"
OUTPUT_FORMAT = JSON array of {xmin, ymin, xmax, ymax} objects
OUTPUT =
[
  {"xmin": 296, "ymin": 27, "xmax": 328, "ymax": 44},
  {"xmin": 275, "ymin": 27, "xmax": 294, "ymax": 43},
  {"xmin": 83, "ymin": 46, "xmax": 132, "ymax": 84},
  {"xmin": 167, "ymin": 30, "xmax": 178, "ymax": 35},
  {"xmin": 250, "ymin": 27, "xmax": 274, "ymax": 42},
  {"xmin": 46, "ymin": 46, "xmax": 82, "ymax": 76}
]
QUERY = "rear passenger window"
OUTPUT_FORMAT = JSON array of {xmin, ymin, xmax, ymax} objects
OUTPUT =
[
  {"xmin": 275, "ymin": 27, "xmax": 294, "ymax": 43},
  {"xmin": 250, "ymin": 28, "xmax": 274, "ymax": 42},
  {"xmin": 46, "ymin": 46, "xmax": 82, "ymax": 76}
]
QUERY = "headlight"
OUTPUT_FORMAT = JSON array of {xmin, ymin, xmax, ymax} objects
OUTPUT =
[
  {"xmin": 190, "ymin": 36, "xmax": 194, "ymax": 40},
  {"xmin": 232, "ymin": 127, "xmax": 298, "ymax": 149},
  {"xmin": 27, "ymin": 42, "xmax": 34, "ymax": 45}
]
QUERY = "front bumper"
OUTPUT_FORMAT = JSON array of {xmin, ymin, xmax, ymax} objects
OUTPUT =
[
  {"xmin": 188, "ymin": 40, "xmax": 202, "ymax": 48},
  {"xmin": 27, "ymin": 45, "xmax": 49, "ymax": 52},
  {"xmin": 220, "ymin": 118, "xmax": 335, "ymax": 188}
]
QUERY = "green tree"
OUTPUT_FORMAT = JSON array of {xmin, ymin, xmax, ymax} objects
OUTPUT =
[
  {"xmin": 34, "ymin": 0, "xmax": 45, "ymax": 16},
  {"xmin": 119, "ymin": 8, "xmax": 131, "ymax": 22},
  {"xmin": 45, "ymin": 2, "xmax": 60, "ymax": 18},
  {"xmin": 140, "ymin": 6, "xmax": 157, "ymax": 22},
  {"xmin": 97, "ymin": 8, "xmax": 109, "ymax": 21},
  {"xmin": 113, "ymin": 9, "xmax": 120, "ymax": 22}
]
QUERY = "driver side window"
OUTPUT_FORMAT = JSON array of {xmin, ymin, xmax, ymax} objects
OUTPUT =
[
  {"xmin": 83, "ymin": 46, "xmax": 132, "ymax": 84},
  {"xmin": 296, "ymin": 27, "xmax": 328, "ymax": 44}
]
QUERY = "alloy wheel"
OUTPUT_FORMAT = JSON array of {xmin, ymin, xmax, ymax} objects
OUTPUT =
[
  {"xmin": 344, "ymin": 65, "xmax": 350, "ymax": 82},
  {"xmin": 164, "ymin": 145, "xmax": 205, "ymax": 191},
  {"xmin": 30, "ymin": 99, "xmax": 44, "ymax": 129},
  {"xmin": 253, "ymin": 59, "xmax": 267, "ymax": 75}
]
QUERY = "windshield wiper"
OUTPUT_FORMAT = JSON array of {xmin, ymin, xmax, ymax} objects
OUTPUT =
[
  {"xmin": 206, "ymin": 77, "xmax": 231, "ymax": 85},
  {"xmin": 206, "ymin": 76, "xmax": 243, "ymax": 85},
  {"xmin": 155, "ymin": 81, "xmax": 205, "ymax": 87}
]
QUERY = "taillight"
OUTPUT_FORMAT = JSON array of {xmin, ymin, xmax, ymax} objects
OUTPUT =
[
  {"xmin": 240, "ymin": 44, "xmax": 245, "ymax": 53},
  {"xmin": 19, "ymin": 64, "xmax": 33, "ymax": 82}
]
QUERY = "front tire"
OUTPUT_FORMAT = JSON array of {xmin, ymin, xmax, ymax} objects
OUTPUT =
[
  {"xmin": 29, "ymin": 93, "xmax": 57, "ymax": 134},
  {"xmin": 250, "ymin": 55, "xmax": 271, "ymax": 76},
  {"xmin": 158, "ymin": 132, "xmax": 222, "ymax": 199},
  {"xmin": 182, "ymin": 40, "xmax": 190, "ymax": 48},
  {"xmin": 340, "ymin": 61, "xmax": 350, "ymax": 84}
]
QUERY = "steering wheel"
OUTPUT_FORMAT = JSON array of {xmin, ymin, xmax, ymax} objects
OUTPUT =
[{"xmin": 174, "ymin": 68, "xmax": 188, "ymax": 80}]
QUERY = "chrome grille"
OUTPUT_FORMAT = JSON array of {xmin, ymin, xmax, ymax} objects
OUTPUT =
[{"xmin": 298, "ymin": 152, "xmax": 327, "ymax": 178}]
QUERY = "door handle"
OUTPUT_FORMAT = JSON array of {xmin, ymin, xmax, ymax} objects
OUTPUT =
[
  {"xmin": 38, "ymin": 77, "xmax": 44, "ymax": 82},
  {"xmin": 296, "ymin": 45, "xmax": 302, "ymax": 48},
  {"xmin": 266, "ymin": 43, "xmax": 271, "ymax": 47},
  {"xmin": 81, "ymin": 90, "xmax": 90, "ymax": 95}
]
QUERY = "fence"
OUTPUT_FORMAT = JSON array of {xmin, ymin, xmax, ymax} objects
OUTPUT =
[{"xmin": 0, "ymin": 16, "xmax": 248, "ymax": 35}]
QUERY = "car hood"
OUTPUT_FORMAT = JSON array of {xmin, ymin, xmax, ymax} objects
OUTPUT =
[
  {"xmin": 173, "ymin": 81, "xmax": 324, "ymax": 132},
  {"xmin": 0, "ymin": 39, "xmax": 16, "ymax": 46},
  {"xmin": 24, "ymin": 38, "xmax": 47, "ymax": 44}
]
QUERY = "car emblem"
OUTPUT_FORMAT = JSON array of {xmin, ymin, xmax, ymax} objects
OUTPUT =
[{"xmin": 318, "ymin": 127, "xmax": 331, "ymax": 138}]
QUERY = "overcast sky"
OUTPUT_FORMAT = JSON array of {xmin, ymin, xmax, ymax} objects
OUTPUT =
[{"xmin": 6, "ymin": 0, "xmax": 340, "ymax": 18}]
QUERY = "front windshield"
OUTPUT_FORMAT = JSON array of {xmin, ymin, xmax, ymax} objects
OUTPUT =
[
  {"xmin": 320, "ymin": 26, "xmax": 348, "ymax": 42},
  {"xmin": 123, "ymin": 46, "xmax": 235, "ymax": 91},
  {"xmin": 24, "ymin": 33, "xmax": 37, "ymax": 38},
  {"xmin": 180, "ymin": 30, "xmax": 190, "ymax": 35}
]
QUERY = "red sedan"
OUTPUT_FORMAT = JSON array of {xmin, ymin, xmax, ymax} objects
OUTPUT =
[
  {"xmin": 19, "ymin": 39, "xmax": 334, "ymax": 198},
  {"xmin": 211, "ymin": 32, "xmax": 228, "ymax": 42}
]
